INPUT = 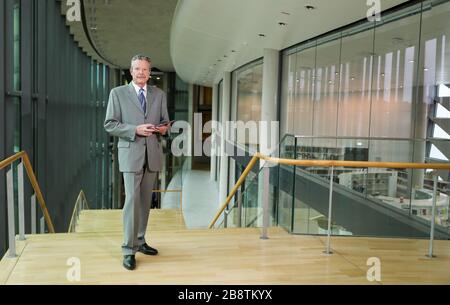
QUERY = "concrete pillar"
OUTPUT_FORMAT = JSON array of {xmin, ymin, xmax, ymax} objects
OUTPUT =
[
  {"xmin": 211, "ymin": 84, "xmax": 219, "ymax": 181},
  {"xmin": 260, "ymin": 49, "xmax": 280, "ymax": 159},
  {"xmin": 219, "ymin": 73, "xmax": 231, "ymax": 208},
  {"xmin": 258, "ymin": 49, "xmax": 280, "ymax": 227}
]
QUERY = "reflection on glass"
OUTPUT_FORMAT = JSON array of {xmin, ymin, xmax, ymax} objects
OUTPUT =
[
  {"xmin": 12, "ymin": 97, "xmax": 21, "ymax": 153},
  {"xmin": 13, "ymin": 0, "xmax": 20, "ymax": 91},
  {"xmin": 294, "ymin": 44, "xmax": 315, "ymax": 136},
  {"xmin": 235, "ymin": 62, "xmax": 263, "ymax": 150},
  {"xmin": 369, "ymin": 13, "xmax": 422, "ymax": 138},
  {"xmin": 280, "ymin": 49, "xmax": 296, "ymax": 135},
  {"xmin": 338, "ymin": 25, "xmax": 375, "ymax": 137},
  {"xmin": 313, "ymin": 38, "xmax": 341, "ymax": 136}
]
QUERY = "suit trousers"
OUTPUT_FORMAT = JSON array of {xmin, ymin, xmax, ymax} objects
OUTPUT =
[{"xmin": 122, "ymin": 158, "xmax": 157, "ymax": 255}]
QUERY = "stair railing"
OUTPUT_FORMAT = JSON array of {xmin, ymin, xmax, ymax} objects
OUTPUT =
[
  {"xmin": 68, "ymin": 190, "xmax": 90, "ymax": 233},
  {"xmin": 0, "ymin": 151, "xmax": 55, "ymax": 258},
  {"xmin": 209, "ymin": 153, "xmax": 450, "ymax": 258}
]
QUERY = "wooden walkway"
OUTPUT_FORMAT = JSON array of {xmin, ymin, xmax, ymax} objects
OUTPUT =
[
  {"xmin": 1, "ymin": 209, "xmax": 449, "ymax": 284},
  {"xmin": 75, "ymin": 209, "xmax": 186, "ymax": 233}
]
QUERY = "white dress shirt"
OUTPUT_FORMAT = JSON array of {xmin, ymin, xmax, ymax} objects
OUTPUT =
[{"xmin": 131, "ymin": 81, "xmax": 147, "ymax": 98}]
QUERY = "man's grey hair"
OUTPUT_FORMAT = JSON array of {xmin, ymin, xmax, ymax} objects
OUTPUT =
[{"xmin": 130, "ymin": 55, "xmax": 152, "ymax": 68}]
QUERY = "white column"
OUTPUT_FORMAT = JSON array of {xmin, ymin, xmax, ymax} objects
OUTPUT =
[
  {"xmin": 219, "ymin": 73, "xmax": 231, "ymax": 208},
  {"xmin": 260, "ymin": 49, "xmax": 280, "ymax": 158},
  {"xmin": 258, "ymin": 49, "xmax": 280, "ymax": 228},
  {"xmin": 211, "ymin": 84, "xmax": 219, "ymax": 181}
]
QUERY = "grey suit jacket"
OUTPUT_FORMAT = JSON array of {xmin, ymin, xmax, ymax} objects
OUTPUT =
[{"xmin": 104, "ymin": 83, "xmax": 170, "ymax": 173}]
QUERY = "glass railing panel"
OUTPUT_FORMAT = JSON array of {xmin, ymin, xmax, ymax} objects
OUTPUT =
[
  {"xmin": 241, "ymin": 165, "xmax": 278, "ymax": 228},
  {"xmin": 217, "ymin": 163, "xmax": 278, "ymax": 230},
  {"xmin": 408, "ymin": 169, "xmax": 450, "ymax": 231},
  {"xmin": 216, "ymin": 164, "xmax": 260, "ymax": 229},
  {"xmin": 278, "ymin": 134, "xmax": 295, "ymax": 232},
  {"xmin": 241, "ymin": 169, "xmax": 259, "ymax": 227},
  {"xmin": 286, "ymin": 136, "xmax": 450, "ymax": 239}
]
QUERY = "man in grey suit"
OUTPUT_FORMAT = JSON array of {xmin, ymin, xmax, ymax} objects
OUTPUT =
[{"xmin": 104, "ymin": 55, "xmax": 170, "ymax": 270}]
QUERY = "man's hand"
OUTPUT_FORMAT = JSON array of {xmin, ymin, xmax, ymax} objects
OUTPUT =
[
  {"xmin": 155, "ymin": 125, "xmax": 169, "ymax": 136},
  {"xmin": 136, "ymin": 124, "xmax": 155, "ymax": 137}
]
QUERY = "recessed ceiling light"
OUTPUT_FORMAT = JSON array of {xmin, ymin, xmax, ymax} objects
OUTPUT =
[
  {"xmin": 156, "ymin": 77, "xmax": 161, "ymax": 80},
  {"xmin": 424, "ymin": 68, "xmax": 429, "ymax": 71},
  {"xmin": 351, "ymin": 77, "xmax": 355, "ymax": 80},
  {"xmin": 231, "ymin": 50, "xmax": 236, "ymax": 53},
  {"xmin": 381, "ymin": 73, "xmax": 385, "ymax": 77},
  {"xmin": 258, "ymin": 34, "xmax": 266, "ymax": 37},
  {"xmin": 281, "ymin": 11, "xmax": 291, "ymax": 15},
  {"xmin": 409, "ymin": 60, "xmax": 415, "ymax": 63},
  {"xmin": 278, "ymin": 22, "xmax": 288, "ymax": 26},
  {"xmin": 305, "ymin": 5, "xmax": 316, "ymax": 10}
]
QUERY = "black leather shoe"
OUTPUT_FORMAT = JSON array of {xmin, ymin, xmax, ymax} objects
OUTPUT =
[
  {"xmin": 138, "ymin": 243, "xmax": 158, "ymax": 256},
  {"xmin": 123, "ymin": 255, "xmax": 136, "ymax": 270}
]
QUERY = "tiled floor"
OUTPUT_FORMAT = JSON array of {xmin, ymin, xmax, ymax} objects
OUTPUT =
[{"xmin": 162, "ymin": 168, "xmax": 219, "ymax": 228}]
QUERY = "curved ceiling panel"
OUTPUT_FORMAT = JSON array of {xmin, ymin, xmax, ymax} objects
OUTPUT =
[
  {"xmin": 171, "ymin": 0, "xmax": 409, "ymax": 86},
  {"xmin": 65, "ymin": 0, "xmax": 178, "ymax": 71}
]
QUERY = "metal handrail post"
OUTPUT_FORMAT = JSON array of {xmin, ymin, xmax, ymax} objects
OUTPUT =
[
  {"xmin": 7, "ymin": 168, "xmax": 17, "ymax": 258},
  {"xmin": 18, "ymin": 162, "xmax": 26, "ymax": 241},
  {"xmin": 224, "ymin": 203, "xmax": 228, "ymax": 228},
  {"xmin": 31, "ymin": 194, "xmax": 36, "ymax": 234},
  {"xmin": 40, "ymin": 217, "xmax": 45, "ymax": 234},
  {"xmin": 324, "ymin": 166, "xmax": 334, "ymax": 255},
  {"xmin": 237, "ymin": 189, "xmax": 242, "ymax": 227},
  {"xmin": 261, "ymin": 166, "xmax": 270, "ymax": 240},
  {"xmin": 427, "ymin": 175, "xmax": 438, "ymax": 258}
]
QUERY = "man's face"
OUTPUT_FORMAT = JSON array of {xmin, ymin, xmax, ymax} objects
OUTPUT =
[{"xmin": 130, "ymin": 60, "xmax": 151, "ymax": 87}]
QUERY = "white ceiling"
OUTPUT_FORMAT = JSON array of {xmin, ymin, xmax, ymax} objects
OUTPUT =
[{"xmin": 170, "ymin": 0, "xmax": 409, "ymax": 86}]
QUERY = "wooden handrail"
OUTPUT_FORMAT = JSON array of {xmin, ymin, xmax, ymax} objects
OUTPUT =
[
  {"xmin": 257, "ymin": 154, "xmax": 450, "ymax": 169},
  {"xmin": 0, "ymin": 151, "xmax": 55, "ymax": 233},
  {"xmin": 208, "ymin": 153, "xmax": 450, "ymax": 229}
]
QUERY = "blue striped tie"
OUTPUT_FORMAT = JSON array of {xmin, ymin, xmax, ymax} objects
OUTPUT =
[{"xmin": 138, "ymin": 88, "xmax": 147, "ymax": 114}]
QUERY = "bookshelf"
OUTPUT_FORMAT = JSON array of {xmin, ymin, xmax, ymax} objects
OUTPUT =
[
  {"xmin": 338, "ymin": 171, "xmax": 398, "ymax": 197},
  {"xmin": 283, "ymin": 145, "xmax": 344, "ymax": 160}
]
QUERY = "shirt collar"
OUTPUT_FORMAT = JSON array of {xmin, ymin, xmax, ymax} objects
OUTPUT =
[{"xmin": 131, "ymin": 81, "xmax": 147, "ymax": 95}]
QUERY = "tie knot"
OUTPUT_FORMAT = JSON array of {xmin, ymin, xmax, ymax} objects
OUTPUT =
[{"xmin": 139, "ymin": 88, "xmax": 145, "ymax": 94}]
